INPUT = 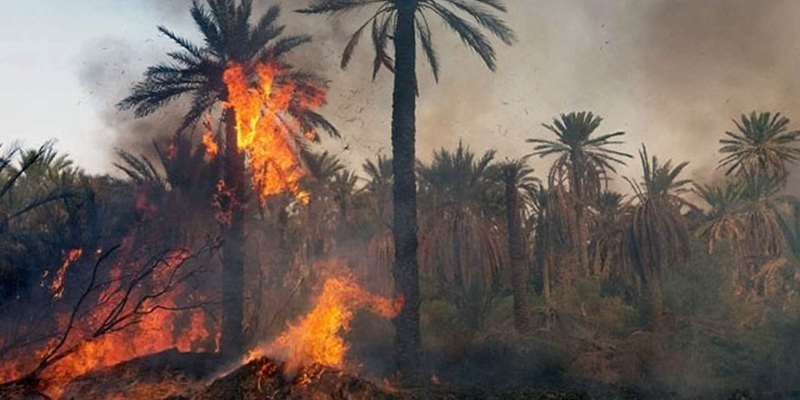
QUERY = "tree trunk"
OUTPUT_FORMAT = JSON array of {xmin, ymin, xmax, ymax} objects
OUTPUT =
[
  {"xmin": 542, "ymin": 250, "xmax": 552, "ymax": 304},
  {"xmin": 571, "ymin": 157, "xmax": 589, "ymax": 277},
  {"xmin": 221, "ymin": 109, "xmax": 245, "ymax": 358},
  {"xmin": 391, "ymin": 0, "xmax": 422, "ymax": 381},
  {"xmin": 644, "ymin": 267, "xmax": 663, "ymax": 332},
  {"xmin": 575, "ymin": 205, "xmax": 590, "ymax": 276},
  {"xmin": 505, "ymin": 178, "xmax": 530, "ymax": 332}
]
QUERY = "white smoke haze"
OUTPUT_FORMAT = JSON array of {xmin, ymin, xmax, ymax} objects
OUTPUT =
[{"xmin": 82, "ymin": 0, "xmax": 800, "ymax": 190}]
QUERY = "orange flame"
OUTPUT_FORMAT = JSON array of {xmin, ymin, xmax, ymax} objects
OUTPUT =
[
  {"xmin": 50, "ymin": 248, "xmax": 83, "ymax": 300},
  {"xmin": 251, "ymin": 272, "xmax": 402, "ymax": 372},
  {"xmin": 0, "ymin": 249, "xmax": 217, "ymax": 398},
  {"xmin": 202, "ymin": 113, "xmax": 218, "ymax": 160},
  {"xmin": 222, "ymin": 62, "xmax": 317, "ymax": 205}
]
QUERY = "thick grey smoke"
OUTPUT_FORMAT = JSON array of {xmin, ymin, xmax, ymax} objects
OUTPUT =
[{"xmin": 82, "ymin": 0, "xmax": 800, "ymax": 189}]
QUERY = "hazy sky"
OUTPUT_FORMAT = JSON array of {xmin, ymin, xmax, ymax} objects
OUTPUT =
[{"xmin": 3, "ymin": 0, "xmax": 800, "ymax": 189}]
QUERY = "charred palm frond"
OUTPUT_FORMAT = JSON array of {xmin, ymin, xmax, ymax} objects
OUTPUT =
[
  {"xmin": 158, "ymin": 135, "xmax": 221, "ymax": 201},
  {"xmin": 299, "ymin": 0, "xmax": 516, "ymax": 81},
  {"xmin": 719, "ymin": 111, "xmax": 800, "ymax": 179},
  {"xmin": 693, "ymin": 181, "xmax": 745, "ymax": 254}
]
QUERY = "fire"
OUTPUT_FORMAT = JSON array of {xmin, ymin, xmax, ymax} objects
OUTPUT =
[
  {"xmin": 222, "ymin": 62, "xmax": 318, "ymax": 205},
  {"xmin": 202, "ymin": 113, "xmax": 218, "ymax": 159},
  {"xmin": 252, "ymin": 272, "xmax": 402, "ymax": 372},
  {"xmin": 0, "ymin": 248, "xmax": 217, "ymax": 398},
  {"xmin": 50, "ymin": 248, "xmax": 83, "ymax": 300}
]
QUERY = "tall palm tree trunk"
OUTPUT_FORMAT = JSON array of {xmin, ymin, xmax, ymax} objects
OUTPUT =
[
  {"xmin": 391, "ymin": 0, "xmax": 422, "ymax": 380},
  {"xmin": 575, "ymin": 205, "xmax": 589, "ymax": 276},
  {"xmin": 571, "ymin": 164, "xmax": 589, "ymax": 277},
  {"xmin": 644, "ymin": 267, "xmax": 663, "ymax": 332},
  {"xmin": 542, "ymin": 249, "xmax": 552, "ymax": 304},
  {"xmin": 505, "ymin": 180, "xmax": 530, "ymax": 332},
  {"xmin": 221, "ymin": 109, "xmax": 245, "ymax": 358}
]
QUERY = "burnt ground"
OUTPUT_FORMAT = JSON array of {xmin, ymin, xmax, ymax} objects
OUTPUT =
[{"xmin": 0, "ymin": 351, "xmax": 762, "ymax": 399}]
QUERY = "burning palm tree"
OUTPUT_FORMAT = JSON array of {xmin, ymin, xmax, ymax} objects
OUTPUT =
[
  {"xmin": 118, "ymin": 0, "xmax": 337, "ymax": 358},
  {"xmin": 298, "ymin": 0, "xmax": 516, "ymax": 375}
]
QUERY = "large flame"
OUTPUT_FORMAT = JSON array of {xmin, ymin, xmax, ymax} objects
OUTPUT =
[
  {"xmin": 0, "ymin": 248, "xmax": 217, "ymax": 398},
  {"xmin": 251, "ymin": 271, "xmax": 402, "ymax": 372},
  {"xmin": 222, "ymin": 62, "xmax": 320, "ymax": 205}
]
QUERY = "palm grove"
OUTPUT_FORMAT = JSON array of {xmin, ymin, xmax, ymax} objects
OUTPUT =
[{"xmin": 3, "ymin": 0, "xmax": 800, "ymax": 392}]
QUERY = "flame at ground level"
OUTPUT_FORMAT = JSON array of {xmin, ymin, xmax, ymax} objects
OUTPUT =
[
  {"xmin": 250, "ymin": 274, "xmax": 402, "ymax": 372},
  {"xmin": 0, "ymin": 249, "xmax": 218, "ymax": 398}
]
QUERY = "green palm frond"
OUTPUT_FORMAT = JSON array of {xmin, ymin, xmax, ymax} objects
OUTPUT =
[
  {"xmin": 718, "ymin": 111, "xmax": 800, "ymax": 179},
  {"xmin": 528, "ymin": 111, "xmax": 631, "ymax": 202},
  {"xmin": 298, "ymin": 0, "xmax": 514, "ymax": 79}
]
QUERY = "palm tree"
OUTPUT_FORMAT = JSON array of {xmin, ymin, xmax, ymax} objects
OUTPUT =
[
  {"xmin": 491, "ymin": 159, "xmax": 538, "ymax": 332},
  {"xmin": 528, "ymin": 112, "xmax": 631, "ymax": 278},
  {"xmin": 719, "ymin": 111, "xmax": 800, "ymax": 179},
  {"xmin": 693, "ymin": 181, "xmax": 745, "ymax": 255},
  {"xmin": 331, "ymin": 170, "xmax": 360, "ymax": 227},
  {"xmin": 363, "ymin": 155, "xmax": 394, "ymax": 224},
  {"xmin": 528, "ymin": 185, "xmax": 574, "ymax": 328},
  {"xmin": 418, "ymin": 143, "xmax": 503, "ymax": 329},
  {"xmin": 117, "ymin": 0, "xmax": 337, "ymax": 358},
  {"xmin": 302, "ymin": 151, "xmax": 345, "ymax": 258},
  {"xmin": 298, "ymin": 0, "xmax": 516, "ymax": 374},
  {"xmin": 739, "ymin": 172, "xmax": 788, "ymax": 259},
  {"xmin": 0, "ymin": 143, "xmax": 85, "ymax": 304},
  {"xmin": 590, "ymin": 191, "xmax": 633, "ymax": 280},
  {"xmin": 625, "ymin": 145, "xmax": 692, "ymax": 331},
  {"xmin": 363, "ymin": 156, "xmax": 395, "ymax": 294}
]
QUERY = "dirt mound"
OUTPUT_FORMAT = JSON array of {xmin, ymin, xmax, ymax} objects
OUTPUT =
[
  {"xmin": 60, "ymin": 350, "xmax": 221, "ymax": 400},
  {"xmin": 194, "ymin": 357, "xmax": 402, "ymax": 400}
]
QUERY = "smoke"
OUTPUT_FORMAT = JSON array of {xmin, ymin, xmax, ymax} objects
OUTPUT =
[{"xmin": 79, "ymin": 0, "xmax": 800, "ymax": 188}]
